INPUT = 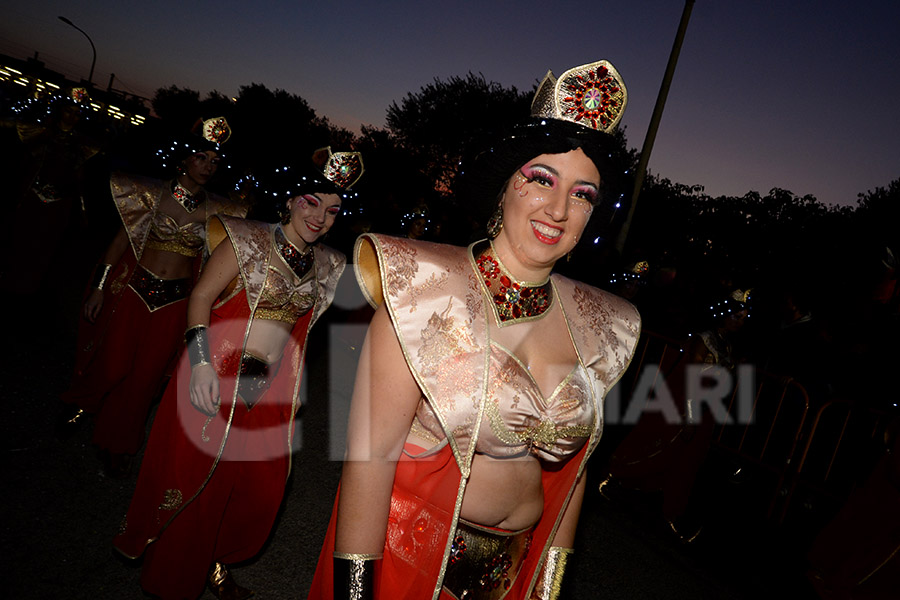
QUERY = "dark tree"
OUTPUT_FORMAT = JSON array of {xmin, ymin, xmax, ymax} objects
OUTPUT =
[
  {"xmin": 229, "ymin": 83, "xmax": 328, "ymax": 173},
  {"xmin": 855, "ymin": 177, "xmax": 900, "ymax": 254},
  {"xmin": 151, "ymin": 85, "xmax": 201, "ymax": 132},
  {"xmin": 198, "ymin": 90, "xmax": 235, "ymax": 122},
  {"xmin": 385, "ymin": 72, "xmax": 532, "ymax": 198}
]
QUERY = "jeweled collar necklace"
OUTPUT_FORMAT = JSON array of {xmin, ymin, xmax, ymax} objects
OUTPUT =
[
  {"xmin": 171, "ymin": 180, "xmax": 206, "ymax": 213},
  {"xmin": 474, "ymin": 241, "xmax": 553, "ymax": 326},
  {"xmin": 275, "ymin": 226, "xmax": 314, "ymax": 279}
]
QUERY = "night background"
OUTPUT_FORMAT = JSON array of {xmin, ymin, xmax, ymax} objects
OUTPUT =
[{"xmin": 0, "ymin": 1, "xmax": 898, "ymax": 598}]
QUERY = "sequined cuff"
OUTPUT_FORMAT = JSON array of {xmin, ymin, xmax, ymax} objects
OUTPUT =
[
  {"xmin": 333, "ymin": 553, "xmax": 380, "ymax": 600},
  {"xmin": 531, "ymin": 547, "xmax": 573, "ymax": 600},
  {"xmin": 91, "ymin": 263, "xmax": 112, "ymax": 290},
  {"xmin": 184, "ymin": 325, "xmax": 211, "ymax": 368}
]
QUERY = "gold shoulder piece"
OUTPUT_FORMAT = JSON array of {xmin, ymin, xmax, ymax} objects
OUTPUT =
[
  {"xmin": 206, "ymin": 215, "xmax": 228, "ymax": 254},
  {"xmin": 354, "ymin": 235, "xmax": 383, "ymax": 308}
]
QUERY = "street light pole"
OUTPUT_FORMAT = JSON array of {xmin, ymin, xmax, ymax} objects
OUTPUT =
[
  {"xmin": 58, "ymin": 16, "xmax": 96, "ymax": 87},
  {"xmin": 614, "ymin": 0, "xmax": 694, "ymax": 254}
]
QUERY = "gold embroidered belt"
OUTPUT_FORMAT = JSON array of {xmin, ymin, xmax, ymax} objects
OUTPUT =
[
  {"xmin": 145, "ymin": 238, "xmax": 202, "ymax": 257},
  {"xmin": 442, "ymin": 519, "xmax": 533, "ymax": 600},
  {"xmin": 237, "ymin": 353, "xmax": 271, "ymax": 410},
  {"xmin": 128, "ymin": 265, "xmax": 191, "ymax": 312}
]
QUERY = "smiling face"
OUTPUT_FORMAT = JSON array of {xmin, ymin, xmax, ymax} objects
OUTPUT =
[
  {"xmin": 492, "ymin": 148, "xmax": 600, "ymax": 280},
  {"xmin": 284, "ymin": 192, "xmax": 342, "ymax": 249}
]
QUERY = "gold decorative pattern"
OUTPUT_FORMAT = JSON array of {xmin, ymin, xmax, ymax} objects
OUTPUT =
[
  {"xmin": 311, "ymin": 247, "xmax": 346, "ymax": 328},
  {"xmin": 145, "ymin": 238, "xmax": 202, "ymax": 257},
  {"xmin": 531, "ymin": 60, "xmax": 627, "ymax": 133},
  {"xmin": 201, "ymin": 116, "xmax": 231, "ymax": 145},
  {"xmin": 385, "ymin": 486, "xmax": 452, "ymax": 569},
  {"xmin": 352, "ymin": 234, "xmax": 641, "ymax": 600},
  {"xmin": 406, "ymin": 270, "xmax": 452, "ymax": 315},
  {"xmin": 359, "ymin": 234, "xmax": 639, "ymax": 473},
  {"xmin": 320, "ymin": 147, "xmax": 365, "ymax": 189},
  {"xmin": 333, "ymin": 552, "xmax": 383, "ymax": 560},
  {"xmin": 159, "ymin": 488, "xmax": 183, "ymax": 511},
  {"xmin": 109, "ymin": 264, "xmax": 129, "ymax": 295},
  {"xmin": 442, "ymin": 519, "xmax": 533, "ymax": 599},
  {"xmin": 409, "ymin": 415, "xmax": 442, "ymax": 445},
  {"xmin": 570, "ymin": 286, "xmax": 619, "ymax": 386},
  {"xmin": 380, "ymin": 239, "xmax": 422, "ymax": 305},
  {"xmin": 480, "ymin": 346, "xmax": 594, "ymax": 460},
  {"xmin": 145, "ymin": 212, "xmax": 204, "ymax": 257},
  {"xmin": 256, "ymin": 265, "xmax": 316, "ymax": 324},
  {"xmin": 531, "ymin": 547, "xmax": 573, "ymax": 600},
  {"xmin": 128, "ymin": 265, "xmax": 191, "ymax": 312},
  {"xmin": 417, "ymin": 300, "xmax": 477, "ymax": 379},
  {"xmin": 205, "ymin": 216, "xmax": 345, "ymax": 452}
]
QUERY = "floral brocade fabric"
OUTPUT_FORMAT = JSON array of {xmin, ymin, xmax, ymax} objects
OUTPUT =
[
  {"xmin": 213, "ymin": 217, "xmax": 345, "ymax": 329},
  {"xmin": 145, "ymin": 212, "xmax": 204, "ymax": 257},
  {"xmin": 353, "ymin": 234, "xmax": 641, "ymax": 468},
  {"xmin": 110, "ymin": 171, "xmax": 245, "ymax": 262}
]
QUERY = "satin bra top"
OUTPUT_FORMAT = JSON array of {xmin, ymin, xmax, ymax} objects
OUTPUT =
[
  {"xmin": 254, "ymin": 263, "xmax": 316, "ymax": 324},
  {"xmin": 412, "ymin": 342, "xmax": 595, "ymax": 463},
  {"xmin": 145, "ymin": 211, "xmax": 204, "ymax": 257}
]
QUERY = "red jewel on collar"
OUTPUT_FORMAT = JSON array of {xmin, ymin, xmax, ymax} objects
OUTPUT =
[
  {"xmin": 171, "ymin": 181, "xmax": 203, "ymax": 213},
  {"xmin": 275, "ymin": 227, "xmax": 313, "ymax": 279},
  {"xmin": 476, "ymin": 250, "xmax": 552, "ymax": 324}
]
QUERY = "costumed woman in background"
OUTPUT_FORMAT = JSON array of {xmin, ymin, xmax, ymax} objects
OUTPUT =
[
  {"xmin": 58, "ymin": 117, "xmax": 247, "ymax": 477},
  {"xmin": 603, "ymin": 289, "xmax": 752, "ymax": 541},
  {"xmin": 309, "ymin": 60, "xmax": 640, "ymax": 600},
  {"xmin": 114, "ymin": 148, "xmax": 362, "ymax": 600},
  {"xmin": 0, "ymin": 88, "xmax": 104, "ymax": 301}
]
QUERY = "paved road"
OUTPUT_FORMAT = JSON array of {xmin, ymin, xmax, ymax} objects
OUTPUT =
[{"xmin": 1, "ymin": 278, "xmax": 820, "ymax": 599}]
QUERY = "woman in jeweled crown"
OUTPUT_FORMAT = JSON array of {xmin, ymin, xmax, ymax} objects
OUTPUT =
[
  {"xmin": 309, "ymin": 60, "xmax": 641, "ymax": 600},
  {"xmin": 58, "ymin": 117, "xmax": 246, "ymax": 477},
  {"xmin": 113, "ymin": 148, "xmax": 363, "ymax": 600}
]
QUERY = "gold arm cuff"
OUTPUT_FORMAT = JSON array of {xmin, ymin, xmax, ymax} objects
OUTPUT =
[
  {"xmin": 334, "ymin": 554, "xmax": 381, "ymax": 600},
  {"xmin": 92, "ymin": 263, "xmax": 113, "ymax": 290},
  {"xmin": 333, "ymin": 552, "xmax": 382, "ymax": 561},
  {"xmin": 532, "ymin": 547, "xmax": 574, "ymax": 600}
]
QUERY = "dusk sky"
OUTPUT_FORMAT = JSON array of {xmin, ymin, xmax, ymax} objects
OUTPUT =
[{"xmin": 3, "ymin": 1, "xmax": 898, "ymax": 207}]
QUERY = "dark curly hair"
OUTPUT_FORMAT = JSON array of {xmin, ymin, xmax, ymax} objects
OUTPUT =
[
  {"xmin": 252, "ymin": 161, "xmax": 360, "ymax": 223},
  {"xmin": 457, "ymin": 117, "xmax": 627, "ymax": 229}
]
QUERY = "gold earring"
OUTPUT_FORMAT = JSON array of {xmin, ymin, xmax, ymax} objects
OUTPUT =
[{"xmin": 486, "ymin": 203, "xmax": 503, "ymax": 239}]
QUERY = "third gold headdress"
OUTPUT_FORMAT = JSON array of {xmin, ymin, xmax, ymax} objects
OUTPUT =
[{"xmin": 530, "ymin": 60, "xmax": 627, "ymax": 133}]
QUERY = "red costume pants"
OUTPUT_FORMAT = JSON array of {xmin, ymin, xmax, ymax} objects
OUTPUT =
[{"xmin": 61, "ymin": 287, "xmax": 187, "ymax": 455}]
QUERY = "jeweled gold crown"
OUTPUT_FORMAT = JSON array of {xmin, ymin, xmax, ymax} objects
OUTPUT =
[
  {"xmin": 70, "ymin": 87, "xmax": 88, "ymax": 103},
  {"xmin": 202, "ymin": 116, "xmax": 231, "ymax": 145},
  {"xmin": 314, "ymin": 146, "xmax": 364, "ymax": 189},
  {"xmin": 631, "ymin": 260, "xmax": 649, "ymax": 274},
  {"xmin": 731, "ymin": 289, "xmax": 752, "ymax": 303},
  {"xmin": 530, "ymin": 60, "xmax": 627, "ymax": 133}
]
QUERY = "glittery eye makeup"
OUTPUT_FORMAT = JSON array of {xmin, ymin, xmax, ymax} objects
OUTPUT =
[
  {"xmin": 571, "ymin": 185, "xmax": 599, "ymax": 205},
  {"xmin": 569, "ymin": 196, "xmax": 595, "ymax": 216},
  {"xmin": 520, "ymin": 165, "xmax": 556, "ymax": 188}
]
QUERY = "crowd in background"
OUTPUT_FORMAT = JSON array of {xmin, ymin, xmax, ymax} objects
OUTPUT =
[{"xmin": 1, "ymin": 83, "xmax": 897, "ymax": 599}]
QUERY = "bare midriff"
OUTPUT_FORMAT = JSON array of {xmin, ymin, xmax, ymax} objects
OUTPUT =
[
  {"xmin": 139, "ymin": 246, "xmax": 195, "ymax": 280},
  {"xmin": 244, "ymin": 318, "xmax": 293, "ymax": 364},
  {"xmin": 406, "ymin": 430, "xmax": 545, "ymax": 531}
]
